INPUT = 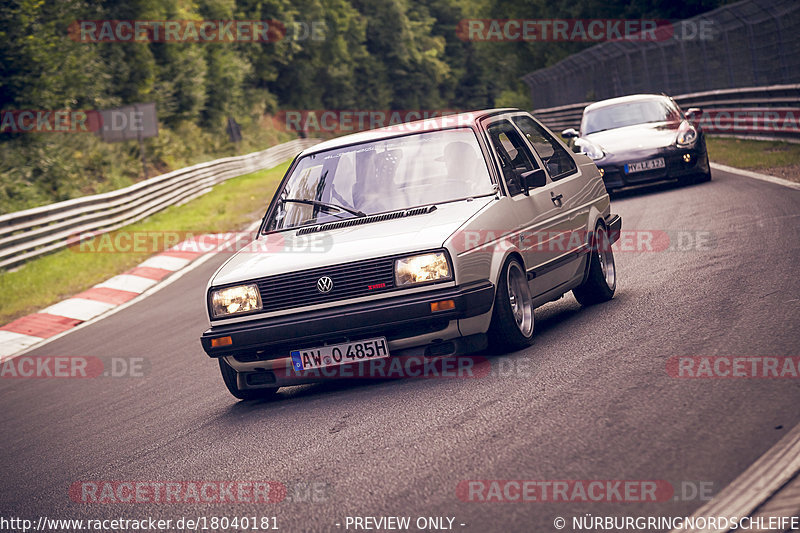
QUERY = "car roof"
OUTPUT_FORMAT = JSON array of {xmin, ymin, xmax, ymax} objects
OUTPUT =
[
  {"xmin": 298, "ymin": 108, "xmax": 517, "ymax": 156},
  {"xmin": 584, "ymin": 94, "xmax": 671, "ymax": 112}
]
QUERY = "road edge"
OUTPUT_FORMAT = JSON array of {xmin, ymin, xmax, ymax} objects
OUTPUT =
[
  {"xmin": 0, "ymin": 221, "xmax": 259, "ymax": 361},
  {"xmin": 671, "ymin": 421, "xmax": 800, "ymax": 533},
  {"xmin": 710, "ymin": 162, "xmax": 800, "ymax": 190}
]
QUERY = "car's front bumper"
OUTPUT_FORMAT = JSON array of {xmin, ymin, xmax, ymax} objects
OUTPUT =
[
  {"xmin": 606, "ymin": 213, "xmax": 622, "ymax": 244},
  {"xmin": 596, "ymin": 142, "xmax": 708, "ymax": 190},
  {"xmin": 201, "ymin": 280, "xmax": 495, "ymax": 363}
]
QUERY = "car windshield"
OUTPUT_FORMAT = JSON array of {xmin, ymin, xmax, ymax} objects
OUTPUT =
[
  {"xmin": 264, "ymin": 128, "xmax": 494, "ymax": 232},
  {"xmin": 582, "ymin": 99, "xmax": 680, "ymax": 135}
]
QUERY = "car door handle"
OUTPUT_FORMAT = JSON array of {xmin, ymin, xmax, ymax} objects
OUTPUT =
[{"xmin": 551, "ymin": 192, "xmax": 564, "ymax": 207}]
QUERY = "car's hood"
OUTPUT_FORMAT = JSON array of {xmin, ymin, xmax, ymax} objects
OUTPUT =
[
  {"xmin": 210, "ymin": 197, "xmax": 495, "ymax": 286},
  {"xmin": 585, "ymin": 121, "xmax": 679, "ymax": 153}
]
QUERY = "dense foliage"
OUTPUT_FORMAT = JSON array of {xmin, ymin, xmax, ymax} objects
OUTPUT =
[{"xmin": 0, "ymin": 0, "xmax": 729, "ymax": 213}]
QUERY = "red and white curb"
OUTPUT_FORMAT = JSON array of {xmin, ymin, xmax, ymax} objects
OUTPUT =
[{"xmin": 0, "ymin": 223, "xmax": 258, "ymax": 361}]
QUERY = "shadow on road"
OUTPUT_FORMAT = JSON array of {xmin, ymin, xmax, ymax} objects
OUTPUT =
[
  {"xmin": 609, "ymin": 175, "xmax": 714, "ymax": 200},
  {"xmin": 219, "ymin": 293, "xmax": 630, "ymax": 415}
]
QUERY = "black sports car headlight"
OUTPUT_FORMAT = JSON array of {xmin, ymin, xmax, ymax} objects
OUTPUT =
[
  {"xmin": 575, "ymin": 138, "xmax": 605, "ymax": 160},
  {"xmin": 677, "ymin": 122, "xmax": 698, "ymax": 147}
]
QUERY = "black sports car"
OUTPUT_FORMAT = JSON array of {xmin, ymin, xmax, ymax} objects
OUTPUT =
[{"xmin": 562, "ymin": 94, "xmax": 711, "ymax": 192}]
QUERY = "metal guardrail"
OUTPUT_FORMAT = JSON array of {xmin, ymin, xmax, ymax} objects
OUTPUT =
[
  {"xmin": 532, "ymin": 84, "xmax": 800, "ymax": 142},
  {"xmin": 521, "ymin": 0, "xmax": 800, "ymax": 109},
  {"xmin": 0, "ymin": 138, "xmax": 320, "ymax": 270}
]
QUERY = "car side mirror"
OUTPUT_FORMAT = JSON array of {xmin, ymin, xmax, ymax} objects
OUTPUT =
[
  {"xmin": 519, "ymin": 168, "xmax": 546, "ymax": 195},
  {"xmin": 685, "ymin": 108, "xmax": 703, "ymax": 120},
  {"xmin": 561, "ymin": 128, "xmax": 579, "ymax": 139}
]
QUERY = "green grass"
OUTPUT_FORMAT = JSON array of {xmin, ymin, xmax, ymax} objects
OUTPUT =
[
  {"xmin": 0, "ymin": 161, "xmax": 289, "ymax": 325},
  {"xmin": 0, "ymin": 119, "xmax": 292, "ymax": 215},
  {"xmin": 707, "ymin": 137, "xmax": 800, "ymax": 179}
]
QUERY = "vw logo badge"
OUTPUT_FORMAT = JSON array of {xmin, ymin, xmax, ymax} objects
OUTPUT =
[{"xmin": 316, "ymin": 276, "xmax": 333, "ymax": 293}]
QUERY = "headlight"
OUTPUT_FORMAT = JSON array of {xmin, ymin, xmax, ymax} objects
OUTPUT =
[
  {"xmin": 574, "ymin": 138, "xmax": 604, "ymax": 160},
  {"xmin": 210, "ymin": 284, "xmax": 262, "ymax": 318},
  {"xmin": 395, "ymin": 252, "xmax": 452, "ymax": 287},
  {"xmin": 677, "ymin": 122, "xmax": 698, "ymax": 146}
]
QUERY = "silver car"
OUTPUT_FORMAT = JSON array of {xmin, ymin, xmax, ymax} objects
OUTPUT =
[{"xmin": 201, "ymin": 109, "xmax": 621, "ymax": 400}]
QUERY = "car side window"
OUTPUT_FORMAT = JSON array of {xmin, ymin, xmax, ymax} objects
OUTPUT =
[
  {"xmin": 487, "ymin": 120, "xmax": 540, "ymax": 196},
  {"xmin": 513, "ymin": 115, "xmax": 577, "ymax": 181}
]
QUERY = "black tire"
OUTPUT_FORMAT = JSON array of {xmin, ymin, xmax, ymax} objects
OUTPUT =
[
  {"xmin": 573, "ymin": 224, "xmax": 617, "ymax": 306},
  {"xmin": 218, "ymin": 358, "xmax": 279, "ymax": 401},
  {"xmin": 487, "ymin": 257, "xmax": 535, "ymax": 351},
  {"xmin": 696, "ymin": 151, "xmax": 712, "ymax": 182}
]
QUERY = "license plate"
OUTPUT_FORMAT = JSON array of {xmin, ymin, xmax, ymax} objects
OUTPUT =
[
  {"xmin": 625, "ymin": 157, "xmax": 665, "ymax": 174},
  {"xmin": 290, "ymin": 337, "xmax": 389, "ymax": 371}
]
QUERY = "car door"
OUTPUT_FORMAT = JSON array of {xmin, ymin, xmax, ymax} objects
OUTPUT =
[
  {"xmin": 511, "ymin": 113, "xmax": 590, "ymax": 289},
  {"xmin": 482, "ymin": 116, "xmax": 572, "ymax": 297}
]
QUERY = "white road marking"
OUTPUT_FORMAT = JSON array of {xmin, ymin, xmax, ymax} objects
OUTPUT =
[
  {"xmin": 711, "ymin": 162, "xmax": 800, "ymax": 190},
  {"xmin": 0, "ymin": 331, "xmax": 44, "ymax": 360},
  {"xmin": 96, "ymin": 274, "xmax": 158, "ymax": 294},
  {"xmin": 41, "ymin": 298, "xmax": 116, "ymax": 322},
  {"xmin": 7, "ymin": 226, "xmax": 261, "ymax": 359},
  {"xmin": 0, "ymin": 177, "xmax": 266, "ymax": 363},
  {"xmin": 10, "ymin": 248, "xmax": 222, "ymax": 358},
  {"xmin": 139, "ymin": 255, "xmax": 191, "ymax": 271},
  {"xmin": 671, "ymin": 421, "xmax": 800, "ymax": 533}
]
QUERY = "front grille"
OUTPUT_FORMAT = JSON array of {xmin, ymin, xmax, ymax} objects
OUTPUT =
[{"xmin": 255, "ymin": 256, "xmax": 397, "ymax": 313}]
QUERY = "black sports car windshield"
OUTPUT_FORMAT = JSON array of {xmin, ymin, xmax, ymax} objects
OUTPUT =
[
  {"xmin": 265, "ymin": 128, "xmax": 494, "ymax": 232},
  {"xmin": 583, "ymin": 99, "xmax": 680, "ymax": 135}
]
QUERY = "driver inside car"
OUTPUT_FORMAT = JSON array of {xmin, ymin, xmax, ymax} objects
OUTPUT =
[{"xmin": 441, "ymin": 140, "xmax": 482, "ymax": 197}]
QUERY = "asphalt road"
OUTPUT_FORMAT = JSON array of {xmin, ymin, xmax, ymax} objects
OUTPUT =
[{"xmin": 1, "ymin": 168, "xmax": 799, "ymax": 533}]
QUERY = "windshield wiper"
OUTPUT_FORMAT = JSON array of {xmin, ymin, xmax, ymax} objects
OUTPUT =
[{"xmin": 280, "ymin": 198, "xmax": 366, "ymax": 217}]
